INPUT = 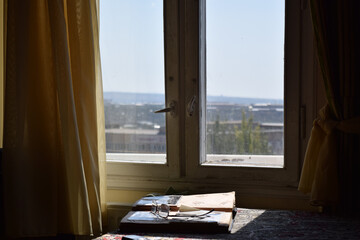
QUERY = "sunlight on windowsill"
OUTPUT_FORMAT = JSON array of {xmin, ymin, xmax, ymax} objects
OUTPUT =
[{"xmin": 106, "ymin": 153, "xmax": 283, "ymax": 168}]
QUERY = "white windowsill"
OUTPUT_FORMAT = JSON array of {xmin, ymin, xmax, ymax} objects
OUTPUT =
[
  {"xmin": 204, "ymin": 154, "xmax": 284, "ymax": 168},
  {"xmin": 106, "ymin": 153, "xmax": 166, "ymax": 164},
  {"xmin": 106, "ymin": 153, "xmax": 283, "ymax": 168}
]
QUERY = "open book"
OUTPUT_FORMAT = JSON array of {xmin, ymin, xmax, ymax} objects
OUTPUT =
[
  {"xmin": 120, "ymin": 210, "xmax": 233, "ymax": 233},
  {"xmin": 132, "ymin": 191, "xmax": 235, "ymax": 212},
  {"xmin": 120, "ymin": 191, "xmax": 236, "ymax": 233}
]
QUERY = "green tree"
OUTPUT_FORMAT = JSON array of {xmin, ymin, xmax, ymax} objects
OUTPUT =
[
  {"xmin": 252, "ymin": 125, "xmax": 270, "ymax": 154},
  {"xmin": 234, "ymin": 111, "xmax": 270, "ymax": 154},
  {"xmin": 207, "ymin": 115, "xmax": 235, "ymax": 154}
]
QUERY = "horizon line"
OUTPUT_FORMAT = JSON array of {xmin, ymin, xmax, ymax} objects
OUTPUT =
[{"xmin": 103, "ymin": 91, "xmax": 284, "ymax": 101}]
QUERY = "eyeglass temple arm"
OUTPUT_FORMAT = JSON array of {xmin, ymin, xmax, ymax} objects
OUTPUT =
[{"xmin": 170, "ymin": 209, "xmax": 215, "ymax": 218}]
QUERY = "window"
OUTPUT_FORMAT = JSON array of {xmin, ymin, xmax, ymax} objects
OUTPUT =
[
  {"xmin": 101, "ymin": 0, "xmax": 316, "ymax": 200},
  {"xmin": 205, "ymin": 0, "xmax": 284, "ymax": 167},
  {"xmin": 101, "ymin": 0, "xmax": 167, "ymax": 163}
]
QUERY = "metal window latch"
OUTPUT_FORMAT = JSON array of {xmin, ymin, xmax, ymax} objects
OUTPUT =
[
  {"xmin": 154, "ymin": 101, "xmax": 176, "ymax": 117},
  {"xmin": 187, "ymin": 95, "xmax": 196, "ymax": 116}
]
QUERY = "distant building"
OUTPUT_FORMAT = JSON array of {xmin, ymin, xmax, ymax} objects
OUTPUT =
[
  {"xmin": 206, "ymin": 120, "xmax": 284, "ymax": 155},
  {"xmin": 105, "ymin": 128, "xmax": 166, "ymax": 153},
  {"xmin": 259, "ymin": 122, "xmax": 284, "ymax": 155},
  {"xmin": 106, "ymin": 121, "xmax": 283, "ymax": 155},
  {"xmin": 104, "ymin": 101, "xmax": 284, "ymax": 155}
]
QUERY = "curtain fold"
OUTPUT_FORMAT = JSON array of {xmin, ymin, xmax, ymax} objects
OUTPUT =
[
  {"xmin": 299, "ymin": 0, "xmax": 360, "ymax": 215},
  {"xmin": 2, "ymin": 0, "xmax": 106, "ymax": 237}
]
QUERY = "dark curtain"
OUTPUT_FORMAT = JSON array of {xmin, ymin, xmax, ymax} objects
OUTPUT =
[{"xmin": 299, "ymin": 0, "xmax": 360, "ymax": 216}]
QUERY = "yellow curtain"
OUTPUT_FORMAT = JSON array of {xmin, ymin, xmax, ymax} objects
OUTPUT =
[
  {"xmin": 299, "ymin": 105, "xmax": 360, "ymax": 205},
  {"xmin": 299, "ymin": 0, "xmax": 360, "ymax": 215},
  {"xmin": 2, "ymin": 0, "xmax": 106, "ymax": 237}
]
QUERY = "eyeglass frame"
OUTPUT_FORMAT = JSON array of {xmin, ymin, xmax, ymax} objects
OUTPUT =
[{"xmin": 150, "ymin": 200, "xmax": 215, "ymax": 219}]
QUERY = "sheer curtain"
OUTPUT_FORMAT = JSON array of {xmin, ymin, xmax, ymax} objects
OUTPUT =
[
  {"xmin": 2, "ymin": 0, "xmax": 106, "ymax": 237},
  {"xmin": 299, "ymin": 0, "xmax": 360, "ymax": 215}
]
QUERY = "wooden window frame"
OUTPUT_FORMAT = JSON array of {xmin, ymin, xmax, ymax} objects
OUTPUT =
[{"xmin": 106, "ymin": 0, "xmax": 317, "ymax": 204}]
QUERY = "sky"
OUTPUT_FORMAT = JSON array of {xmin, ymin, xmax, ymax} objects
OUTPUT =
[{"xmin": 99, "ymin": 0, "xmax": 285, "ymax": 100}]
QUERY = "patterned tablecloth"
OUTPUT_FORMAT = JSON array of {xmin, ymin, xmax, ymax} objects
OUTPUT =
[{"xmin": 95, "ymin": 208, "xmax": 360, "ymax": 240}]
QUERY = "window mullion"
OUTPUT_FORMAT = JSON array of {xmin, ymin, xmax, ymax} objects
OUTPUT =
[
  {"xmin": 184, "ymin": 0, "xmax": 201, "ymax": 177},
  {"xmin": 164, "ymin": 0, "xmax": 182, "ymax": 178}
]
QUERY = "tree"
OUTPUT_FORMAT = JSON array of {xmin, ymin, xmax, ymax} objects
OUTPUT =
[
  {"xmin": 234, "ymin": 111, "xmax": 270, "ymax": 154},
  {"xmin": 207, "ymin": 115, "xmax": 235, "ymax": 154}
]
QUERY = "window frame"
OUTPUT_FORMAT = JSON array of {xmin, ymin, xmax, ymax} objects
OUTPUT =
[
  {"xmin": 185, "ymin": 0, "xmax": 304, "ymax": 185},
  {"xmin": 106, "ymin": 0, "xmax": 316, "ymax": 199},
  {"xmin": 106, "ymin": 0, "xmax": 181, "ymax": 180}
]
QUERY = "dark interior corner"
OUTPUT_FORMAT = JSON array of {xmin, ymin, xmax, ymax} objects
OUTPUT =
[{"xmin": 0, "ymin": 148, "xmax": 4, "ymax": 238}]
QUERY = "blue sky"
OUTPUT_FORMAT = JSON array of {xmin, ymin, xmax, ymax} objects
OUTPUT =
[{"xmin": 100, "ymin": 0, "xmax": 284, "ymax": 100}]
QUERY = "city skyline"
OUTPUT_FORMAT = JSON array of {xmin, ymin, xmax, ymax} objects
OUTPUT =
[{"xmin": 103, "ymin": 91, "xmax": 283, "ymax": 105}]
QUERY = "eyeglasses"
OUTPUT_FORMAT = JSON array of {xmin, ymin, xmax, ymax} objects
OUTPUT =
[
  {"xmin": 151, "ymin": 201, "xmax": 171, "ymax": 218},
  {"xmin": 151, "ymin": 201, "xmax": 214, "ymax": 219}
]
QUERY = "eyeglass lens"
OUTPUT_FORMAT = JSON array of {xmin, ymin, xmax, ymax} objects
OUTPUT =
[{"xmin": 158, "ymin": 204, "xmax": 170, "ymax": 218}]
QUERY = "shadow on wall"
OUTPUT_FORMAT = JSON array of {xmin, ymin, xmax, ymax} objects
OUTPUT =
[{"xmin": 0, "ymin": 148, "xmax": 4, "ymax": 238}]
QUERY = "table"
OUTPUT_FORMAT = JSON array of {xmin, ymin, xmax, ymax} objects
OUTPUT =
[{"xmin": 95, "ymin": 208, "xmax": 360, "ymax": 240}]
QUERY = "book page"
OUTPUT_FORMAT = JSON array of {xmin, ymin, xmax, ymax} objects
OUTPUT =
[
  {"xmin": 135, "ymin": 195, "xmax": 182, "ymax": 207},
  {"xmin": 126, "ymin": 211, "xmax": 230, "ymax": 224},
  {"xmin": 178, "ymin": 191, "xmax": 235, "ymax": 211}
]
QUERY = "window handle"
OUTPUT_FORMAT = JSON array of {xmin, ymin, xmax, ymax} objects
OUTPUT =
[
  {"xmin": 154, "ymin": 101, "xmax": 176, "ymax": 117},
  {"xmin": 187, "ymin": 95, "xmax": 196, "ymax": 116}
]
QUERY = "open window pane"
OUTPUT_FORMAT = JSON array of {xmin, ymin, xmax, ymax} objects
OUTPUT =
[
  {"xmin": 205, "ymin": 0, "xmax": 285, "ymax": 167},
  {"xmin": 100, "ymin": 0, "xmax": 166, "ymax": 163}
]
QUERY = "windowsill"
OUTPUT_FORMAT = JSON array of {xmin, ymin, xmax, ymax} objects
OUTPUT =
[
  {"xmin": 106, "ymin": 153, "xmax": 166, "ymax": 164},
  {"xmin": 204, "ymin": 154, "xmax": 284, "ymax": 168},
  {"xmin": 106, "ymin": 153, "xmax": 283, "ymax": 168}
]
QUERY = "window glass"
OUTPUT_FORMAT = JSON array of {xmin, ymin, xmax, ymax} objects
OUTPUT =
[
  {"xmin": 205, "ymin": 0, "xmax": 285, "ymax": 167},
  {"xmin": 100, "ymin": 0, "xmax": 166, "ymax": 163}
]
